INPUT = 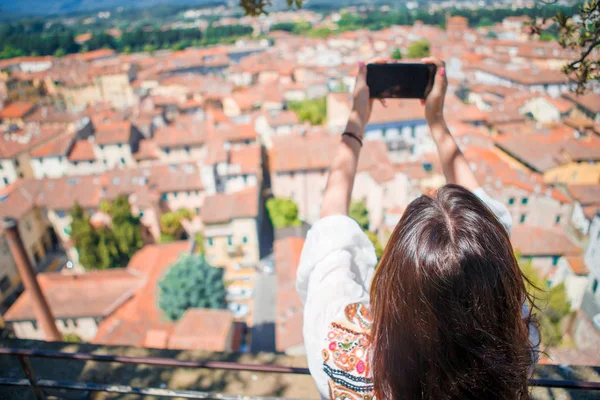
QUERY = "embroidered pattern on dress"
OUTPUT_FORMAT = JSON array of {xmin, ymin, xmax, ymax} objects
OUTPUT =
[{"xmin": 323, "ymin": 303, "xmax": 375, "ymax": 400}]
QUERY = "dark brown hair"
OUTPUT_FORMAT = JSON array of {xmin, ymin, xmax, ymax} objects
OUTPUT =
[{"xmin": 371, "ymin": 184, "xmax": 536, "ymax": 400}]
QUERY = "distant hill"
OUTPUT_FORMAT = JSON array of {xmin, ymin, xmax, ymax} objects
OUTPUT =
[{"xmin": 0, "ymin": 0, "xmax": 224, "ymax": 19}]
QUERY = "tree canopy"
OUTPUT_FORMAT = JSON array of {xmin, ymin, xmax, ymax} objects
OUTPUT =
[
  {"xmin": 157, "ymin": 254, "xmax": 226, "ymax": 321},
  {"xmin": 287, "ymin": 97, "xmax": 327, "ymax": 125},
  {"xmin": 70, "ymin": 195, "xmax": 143, "ymax": 270},
  {"xmin": 406, "ymin": 40, "xmax": 431, "ymax": 59},
  {"xmin": 391, "ymin": 48, "xmax": 403, "ymax": 60},
  {"xmin": 520, "ymin": 259, "xmax": 571, "ymax": 348},
  {"xmin": 266, "ymin": 197, "xmax": 302, "ymax": 229},
  {"xmin": 349, "ymin": 201, "xmax": 370, "ymax": 231}
]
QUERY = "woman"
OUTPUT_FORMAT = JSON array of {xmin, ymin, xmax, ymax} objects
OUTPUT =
[{"xmin": 296, "ymin": 57, "xmax": 539, "ymax": 400}]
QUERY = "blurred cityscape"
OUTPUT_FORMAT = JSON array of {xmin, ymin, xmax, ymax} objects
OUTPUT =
[{"xmin": 0, "ymin": 1, "xmax": 599, "ymax": 396}]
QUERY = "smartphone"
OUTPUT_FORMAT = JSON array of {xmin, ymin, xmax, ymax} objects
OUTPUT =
[{"xmin": 367, "ymin": 63, "xmax": 437, "ymax": 99}]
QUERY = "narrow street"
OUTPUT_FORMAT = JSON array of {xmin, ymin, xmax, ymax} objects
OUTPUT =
[{"xmin": 250, "ymin": 273, "xmax": 276, "ymax": 353}]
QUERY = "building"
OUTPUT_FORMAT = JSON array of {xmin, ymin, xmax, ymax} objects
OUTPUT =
[
  {"xmin": 512, "ymin": 224, "xmax": 581, "ymax": 276},
  {"xmin": 153, "ymin": 116, "xmax": 206, "ymax": 164},
  {"xmin": 552, "ymin": 256, "xmax": 590, "ymax": 310},
  {"xmin": 474, "ymin": 65, "xmax": 571, "ymax": 98},
  {"xmin": 274, "ymin": 236, "xmax": 305, "ymax": 355},
  {"xmin": 4, "ymin": 269, "xmax": 144, "ymax": 341},
  {"xmin": 568, "ymin": 185, "xmax": 600, "ymax": 237},
  {"xmin": 0, "ymin": 101, "xmax": 36, "ymax": 128},
  {"xmin": 93, "ymin": 121, "xmax": 144, "ymax": 169},
  {"xmin": 29, "ymin": 133, "xmax": 75, "ymax": 179}
]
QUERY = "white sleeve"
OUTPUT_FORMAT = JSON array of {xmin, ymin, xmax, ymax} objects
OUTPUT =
[
  {"xmin": 472, "ymin": 187, "xmax": 513, "ymax": 234},
  {"xmin": 296, "ymin": 215, "xmax": 377, "ymax": 398},
  {"xmin": 473, "ymin": 187, "xmax": 539, "ymax": 367}
]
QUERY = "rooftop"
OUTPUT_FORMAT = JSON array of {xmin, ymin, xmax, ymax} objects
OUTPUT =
[{"xmin": 201, "ymin": 186, "xmax": 259, "ymax": 224}]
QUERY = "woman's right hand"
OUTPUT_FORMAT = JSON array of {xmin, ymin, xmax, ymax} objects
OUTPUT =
[{"xmin": 421, "ymin": 57, "xmax": 447, "ymax": 130}]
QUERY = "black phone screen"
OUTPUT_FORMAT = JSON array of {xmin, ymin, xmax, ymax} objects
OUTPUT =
[{"xmin": 366, "ymin": 63, "xmax": 437, "ymax": 99}]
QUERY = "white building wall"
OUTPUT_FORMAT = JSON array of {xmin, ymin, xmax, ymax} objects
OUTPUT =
[
  {"xmin": 67, "ymin": 160, "xmax": 106, "ymax": 176},
  {"xmin": 0, "ymin": 159, "xmax": 19, "ymax": 188},
  {"xmin": 157, "ymin": 146, "xmax": 205, "ymax": 164},
  {"xmin": 95, "ymin": 143, "xmax": 135, "ymax": 169},
  {"xmin": 585, "ymin": 215, "xmax": 600, "ymax": 303},
  {"xmin": 31, "ymin": 156, "xmax": 69, "ymax": 179}
]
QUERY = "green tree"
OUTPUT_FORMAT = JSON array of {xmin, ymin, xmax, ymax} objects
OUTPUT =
[
  {"xmin": 521, "ymin": 260, "xmax": 571, "ymax": 347},
  {"xmin": 158, "ymin": 254, "xmax": 226, "ymax": 321},
  {"xmin": 160, "ymin": 208, "xmax": 193, "ymax": 242},
  {"xmin": 266, "ymin": 197, "xmax": 301, "ymax": 229},
  {"xmin": 349, "ymin": 201, "xmax": 370, "ymax": 231},
  {"xmin": 53, "ymin": 48, "xmax": 65, "ymax": 57},
  {"xmin": 287, "ymin": 97, "xmax": 327, "ymax": 125},
  {"xmin": 477, "ymin": 17, "xmax": 494, "ymax": 27},
  {"xmin": 391, "ymin": 48, "xmax": 403, "ymax": 60},
  {"xmin": 486, "ymin": 31, "xmax": 499, "ymax": 39},
  {"xmin": 195, "ymin": 232, "xmax": 205, "ymax": 255},
  {"xmin": 108, "ymin": 195, "xmax": 143, "ymax": 264},
  {"xmin": 70, "ymin": 203, "xmax": 101, "ymax": 269},
  {"xmin": 539, "ymin": 32, "xmax": 556, "ymax": 42},
  {"xmin": 406, "ymin": 40, "xmax": 430, "ymax": 58},
  {"xmin": 365, "ymin": 231, "xmax": 384, "ymax": 260}
]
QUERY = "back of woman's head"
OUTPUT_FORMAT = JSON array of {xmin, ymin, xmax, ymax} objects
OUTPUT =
[{"xmin": 371, "ymin": 184, "xmax": 535, "ymax": 400}]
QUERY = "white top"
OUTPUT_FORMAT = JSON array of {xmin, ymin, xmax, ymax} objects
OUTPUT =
[{"xmin": 296, "ymin": 188, "xmax": 539, "ymax": 399}]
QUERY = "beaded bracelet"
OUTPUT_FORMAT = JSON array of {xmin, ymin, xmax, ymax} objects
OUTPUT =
[{"xmin": 342, "ymin": 132, "xmax": 363, "ymax": 147}]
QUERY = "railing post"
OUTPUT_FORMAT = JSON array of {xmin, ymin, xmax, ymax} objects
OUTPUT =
[{"xmin": 17, "ymin": 355, "xmax": 45, "ymax": 400}]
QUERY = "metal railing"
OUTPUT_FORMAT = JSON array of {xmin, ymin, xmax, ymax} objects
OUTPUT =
[{"xmin": 1, "ymin": 347, "xmax": 599, "ymax": 399}]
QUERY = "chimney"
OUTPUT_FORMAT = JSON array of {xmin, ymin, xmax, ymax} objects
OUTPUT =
[{"xmin": 2, "ymin": 217, "xmax": 61, "ymax": 341}]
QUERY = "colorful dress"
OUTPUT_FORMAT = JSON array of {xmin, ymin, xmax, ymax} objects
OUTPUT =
[{"xmin": 296, "ymin": 188, "xmax": 538, "ymax": 399}]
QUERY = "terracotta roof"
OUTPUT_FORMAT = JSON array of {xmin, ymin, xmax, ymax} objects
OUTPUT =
[
  {"xmin": 205, "ymin": 139, "xmax": 228, "ymax": 165},
  {"xmin": 562, "ymin": 92, "xmax": 600, "ymax": 115},
  {"xmin": 30, "ymin": 133, "xmax": 74, "ymax": 158},
  {"xmin": 475, "ymin": 65, "xmax": 568, "ymax": 85},
  {"xmin": 275, "ymin": 237, "xmax": 305, "ymax": 353},
  {"xmin": 24, "ymin": 107, "xmax": 83, "ymax": 125},
  {"xmin": 215, "ymin": 123, "xmax": 257, "ymax": 143},
  {"xmin": 369, "ymin": 99, "xmax": 425, "ymax": 124},
  {"xmin": 270, "ymin": 134, "xmax": 337, "ymax": 172},
  {"xmin": 94, "ymin": 241, "xmax": 191, "ymax": 347},
  {"xmin": 37, "ymin": 175, "xmax": 101, "ymax": 210},
  {"xmin": 77, "ymin": 48, "xmax": 116, "ymax": 62},
  {"xmin": 511, "ymin": 225, "xmax": 580, "ymax": 257},
  {"xmin": 0, "ymin": 180, "xmax": 42, "ymax": 220},
  {"xmin": 0, "ymin": 125, "xmax": 67, "ymax": 159},
  {"xmin": 266, "ymin": 110, "xmax": 299, "ymax": 127},
  {"xmin": 94, "ymin": 121, "xmax": 132, "ymax": 145},
  {"xmin": 4, "ymin": 269, "xmax": 144, "ymax": 321},
  {"xmin": 68, "ymin": 140, "xmax": 96, "ymax": 162},
  {"xmin": 133, "ymin": 139, "xmax": 159, "ymax": 161},
  {"xmin": 167, "ymin": 308, "xmax": 235, "ymax": 352},
  {"xmin": 563, "ymin": 256, "xmax": 589, "ymax": 276},
  {"xmin": 201, "ymin": 186, "xmax": 259, "ymax": 224},
  {"xmin": 567, "ymin": 185, "xmax": 600, "ymax": 206},
  {"xmin": 358, "ymin": 140, "xmax": 396, "ymax": 184},
  {"xmin": 229, "ymin": 144, "xmax": 261, "ymax": 175},
  {"xmin": 154, "ymin": 116, "xmax": 205, "ymax": 148},
  {"xmin": 150, "ymin": 163, "xmax": 203, "ymax": 194},
  {"xmin": 0, "ymin": 102, "xmax": 35, "ymax": 119}
]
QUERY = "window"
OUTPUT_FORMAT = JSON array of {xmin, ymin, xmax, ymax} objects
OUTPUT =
[
  {"xmin": 593, "ymin": 279, "xmax": 599, "ymax": 293},
  {"xmin": 118, "ymin": 144, "xmax": 123, "ymax": 149},
  {"xmin": 172, "ymin": 192, "xmax": 178, "ymax": 198},
  {"xmin": 120, "ymin": 157, "xmax": 126, "ymax": 165},
  {"xmin": 508, "ymin": 197, "xmax": 515, "ymax": 205},
  {"xmin": 242, "ymin": 236, "xmax": 248, "ymax": 244},
  {"xmin": 186, "ymin": 191, "xmax": 191, "ymax": 196},
  {"xmin": 2, "ymin": 177, "xmax": 7, "ymax": 185},
  {"xmin": 555, "ymin": 215, "xmax": 561, "ymax": 224},
  {"xmin": 0, "ymin": 276, "xmax": 10, "ymax": 294},
  {"xmin": 207, "ymin": 237, "xmax": 214, "ymax": 247},
  {"xmin": 290, "ymin": 171, "xmax": 295, "ymax": 178},
  {"xmin": 227, "ymin": 235, "xmax": 233, "ymax": 246},
  {"xmin": 25, "ymin": 220, "xmax": 31, "ymax": 231},
  {"xmin": 99, "ymin": 145, "xmax": 104, "ymax": 150},
  {"xmin": 195, "ymin": 207, "xmax": 200, "ymax": 214},
  {"xmin": 164, "ymin": 147, "xmax": 170, "ymax": 154},
  {"xmin": 73, "ymin": 161, "xmax": 79, "ymax": 166},
  {"xmin": 184, "ymin": 146, "xmax": 190, "ymax": 154},
  {"xmin": 521, "ymin": 197, "xmax": 528, "ymax": 205},
  {"xmin": 552, "ymin": 256, "xmax": 560, "ymax": 266},
  {"xmin": 519, "ymin": 214, "xmax": 527, "ymax": 224}
]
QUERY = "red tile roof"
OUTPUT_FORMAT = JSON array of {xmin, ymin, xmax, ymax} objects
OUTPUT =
[
  {"xmin": 511, "ymin": 225, "xmax": 580, "ymax": 257},
  {"xmin": 0, "ymin": 102, "xmax": 35, "ymax": 119},
  {"xmin": 133, "ymin": 139, "xmax": 159, "ymax": 161},
  {"xmin": 68, "ymin": 140, "xmax": 96, "ymax": 162},
  {"xmin": 167, "ymin": 308, "xmax": 236, "ymax": 352},
  {"xmin": 215, "ymin": 122, "xmax": 257, "ymax": 143},
  {"xmin": 562, "ymin": 92, "xmax": 600, "ymax": 115},
  {"xmin": 567, "ymin": 185, "xmax": 600, "ymax": 206},
  {"xmin": 94, "ymin": 121, "xmax": 132, "ymax": 145},
  {"xmin": 154, "ymin": 116, "xmax": 205, "ymax": 148},
  {"xmin": 93, "ymin": 241, "xmax": 191, "ymax": 347},
  {"xmin": 0, "ymin": 125, "xmax": 67, "ymax": 159},
  {"xmin": 475, "ymin": 65, "xmax": 569, "ymax": 85},
  {"xmin": 564, "ymin": 256, "xmax": 589, "ymax": 276},
  {"xmin": 201, "ymin": 186, "xmax": 259, "ymax": 224},
  {"xmin": 76, "ymin": 48, "xmax": 116, "ymax": 62},
  {"xmin": 270, "ymin": 134, "xmax": 337, "ymax": 172},
  {"xmin": 0, "ymin": 180, "xmax": 42, "ymax": 220},
  {"xmin": 150, "ymin": 163, "xmax": 203, "ymax": 194},
  {"xmin": 275, "ymin": 237, "xmax": 305, "ymax": 353},
  {"xmin": 229, "ymin": 144, "xmax": 261, "ymax": 175},
  {"xmin": 30, "ymin": 133, "xmax": 74, "ymax": 158},
  {"xmin": 369, "ymin": 99, "xmax": 425, "ymax": 124},
  {"xmin": 266, "ymin": 110, "xmax": 299, "ymax": 127},
  {"xmin": 4, "ymin": 269, "xmax": 144, "ymax": 321}
]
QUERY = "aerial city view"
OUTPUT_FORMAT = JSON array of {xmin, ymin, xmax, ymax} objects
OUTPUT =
[{"xmin": 0, "ymin": 0, "xmax": 599, "ymax": 398}]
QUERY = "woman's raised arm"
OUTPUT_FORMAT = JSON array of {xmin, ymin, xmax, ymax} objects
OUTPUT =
[
  {"xmin": 422, "ymin": 57, "xmax": 479, "ymax": 192},
  {"xmin": 320, "ymin": 61, "xmax": 375, "ymax": 218}
]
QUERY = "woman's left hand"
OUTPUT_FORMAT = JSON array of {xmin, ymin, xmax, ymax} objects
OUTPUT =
[{"xmin": 345, "ymin": 58, "xmax": 387, "ymax": 138}]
